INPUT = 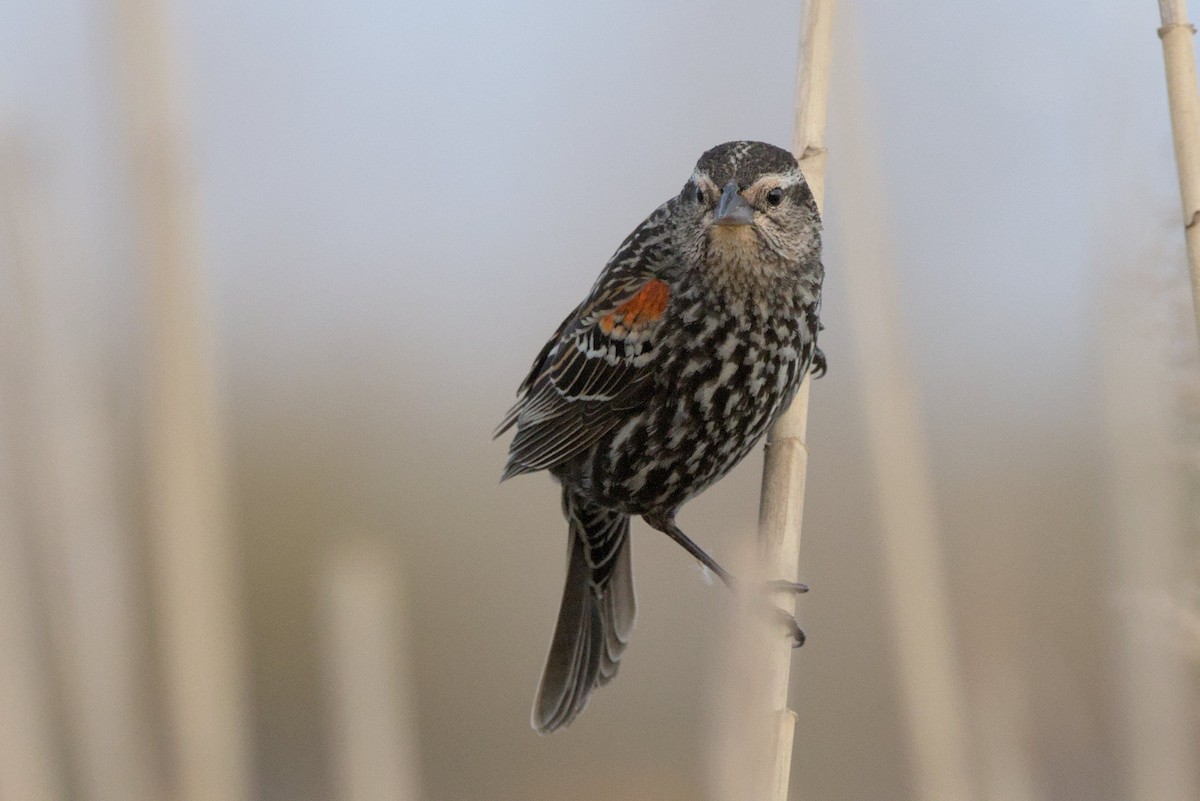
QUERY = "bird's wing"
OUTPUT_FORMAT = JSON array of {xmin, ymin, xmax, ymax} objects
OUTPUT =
[{"xmin": 497, "ymin": 204, "xmax": 676, "ymax": 479}]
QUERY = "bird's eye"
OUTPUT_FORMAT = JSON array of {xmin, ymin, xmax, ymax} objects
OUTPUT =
[
  {"xmin": 766, "ymin": 187, "xmax": 784, "ymax": 206},
  {"xmin": 694, "ymin": 185, "xmax": 705, "ymax": 203}
]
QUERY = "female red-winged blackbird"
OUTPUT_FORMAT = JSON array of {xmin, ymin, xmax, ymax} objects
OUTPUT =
[{"xmin": 497, "ymin": 141, "xmax": 825, "ymax": 733}]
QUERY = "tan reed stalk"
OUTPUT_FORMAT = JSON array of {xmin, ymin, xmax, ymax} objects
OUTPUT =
[
  {"xmin": 753, "ymin": 1, "xmax": 836, "ymax": 797},
  {"xmin": 1158, "ymin": 0, "xmax": 1200, "ymax": 339},
  {"xmin": 320, "ymin": 539, "xmax": 423, "ymax": 801},
  {"xmin": 832, "ymin": 46, "xmax": 976, "ymax": 801},
  {"xmin": 0, "ymin": 455, "xmax": 63, "ymax": 801},
  {"xmin": 108, "ymin": 3, "xmax": 252, "ymax": 800},
  {"xmin": 0, "ymin": 155, "xmax": 64, "ymax": 801},
  {"xmin": 0, "ymin": 141, "xmax": 159, "ymax": 801}
]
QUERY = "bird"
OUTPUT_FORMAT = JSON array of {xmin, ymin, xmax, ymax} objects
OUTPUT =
[{"xmin": 496, "ymin": 140, "xmax": 825, "ymax": 733}]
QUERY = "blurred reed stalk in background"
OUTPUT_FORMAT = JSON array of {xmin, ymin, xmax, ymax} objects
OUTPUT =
[
  {"xmin": 712, "ymin": 1, "xmax": 835, "ymax": 798},
  {"xmin": 1157, "ymin": 0, "xmax": 1200, "ymax": 337},
  {"xmin": 320, "ymin": 538, "xmax": 423, "ymax": 801},
  {"xmin": 109, "ymin": 1, "xmax": 253, "ymax": 799},
  {"xmin": 0, "ymin": 140, "xmax": 69, "ymax": 801},
  {"xmin": 832, "ymin": 38, "xmax": 976, "ymax": 801},
  {"xmin": 0, "ymin": 434, "xmax": 61, "ymax": 801},
  {"xmin": 1100, "ymin": 220, "xmax": 1200, "ymax": 801},
  {"xmin": 0, "ymin": 140, "xmax": 161, "ymax": 801}
]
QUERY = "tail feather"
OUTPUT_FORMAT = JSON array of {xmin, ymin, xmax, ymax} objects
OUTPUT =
[
  {"xmin": 597, "ymin": 540, "xmax": 635, "ymax": 686},
  {"xmin": 532, "ymin": 489, "xmax": 636, "ymax": 733}
]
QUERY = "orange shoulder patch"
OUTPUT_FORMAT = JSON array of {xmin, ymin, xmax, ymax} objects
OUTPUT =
[
  {"xmin": 598, "ymin": 281, "xmax": 669, "ymax": 334},
  {"xmin": 618, "ymin": 279, "xmax": 669, "ymax": 325},
  {"xmin": 597, "ymin": 279, "xmax": 669, "ymax": 335}
]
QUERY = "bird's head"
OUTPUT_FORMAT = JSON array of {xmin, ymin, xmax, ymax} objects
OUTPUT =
[{"xmin": 674, "ymin": 141, "xmax": 821, "ymax": 284}]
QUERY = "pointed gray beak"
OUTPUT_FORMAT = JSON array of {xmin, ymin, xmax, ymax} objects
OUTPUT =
[{"xmin": 712, "ymin": 181, "xmax": 755, "ymax": 226}]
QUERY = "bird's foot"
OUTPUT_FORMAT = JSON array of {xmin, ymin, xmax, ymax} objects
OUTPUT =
[
  {"xmin": 772, "ymin": 607, "xmax": 806, "ymax": 648},
  {"xmin": 643, "ymin": 513, "xmax": 808, "ymax": 646},
  {"xmin": 810, "ymin": 346, "xmax": 827, "ymax": 378},
  {"xmin": 759, "ymin": 580, "xmax": 808, "ymax": 647}
]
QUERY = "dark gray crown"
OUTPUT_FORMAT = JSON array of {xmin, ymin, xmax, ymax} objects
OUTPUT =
[{"xmin": 694, "ymin": 141, "xmax": 799, "ymax": 187}]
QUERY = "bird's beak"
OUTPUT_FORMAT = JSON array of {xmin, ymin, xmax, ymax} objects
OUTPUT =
[{"xmin": 712, "ymin": 181, "xmax": 755, "ymax": 226}]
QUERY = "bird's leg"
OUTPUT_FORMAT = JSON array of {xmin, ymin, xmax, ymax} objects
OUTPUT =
[
  {"xmin": 643, "ymin": 512, "xmax": 807, "ymax": 647},
  {"xmin": 644, "ymin": 513, "xmax": 735, "ymax": 588}
]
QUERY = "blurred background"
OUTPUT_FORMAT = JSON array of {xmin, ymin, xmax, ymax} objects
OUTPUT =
[{"xmin": 1, "ymin": 1, "xmax": 1198, "ymax": 800}]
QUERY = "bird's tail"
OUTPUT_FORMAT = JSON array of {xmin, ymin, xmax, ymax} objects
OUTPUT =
[{"xmin": 532, "ymin": 487, "xmax": 637, "ymax": 733}]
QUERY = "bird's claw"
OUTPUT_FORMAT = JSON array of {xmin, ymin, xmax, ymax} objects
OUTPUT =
[
  {"xmin": 809, "ymin": 346, "xmax": 828, "ymax": 379},
  {"xmin": 774, "ymin": 608, "xmax": 806, "ymax": 648},
  {"xmin": 762, "ymin": 582, "xmax": 807, "ymax": 646}
]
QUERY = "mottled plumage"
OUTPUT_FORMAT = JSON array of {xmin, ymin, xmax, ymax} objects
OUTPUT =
[{"xmin": 497, "ymin": 141, "xmax": 825, "ymax": 732}]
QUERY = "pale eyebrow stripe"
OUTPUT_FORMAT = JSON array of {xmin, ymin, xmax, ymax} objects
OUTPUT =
[
  {"xmin": 692, "ymin": 169, "xmax": 803, "ymax": 192},
  {"xmin": 748, "ymin": 170, "xmax": 805, "ymax": 192}
]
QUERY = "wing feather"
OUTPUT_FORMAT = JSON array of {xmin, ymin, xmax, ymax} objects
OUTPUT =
[{"xmin": 498, "ymin": 200, "xmax": 677, "ymax": 477}]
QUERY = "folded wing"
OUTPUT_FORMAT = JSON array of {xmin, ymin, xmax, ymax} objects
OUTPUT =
[{"xmin": 498, "ymin": 271, "xmax": 671, "ymax": 480}]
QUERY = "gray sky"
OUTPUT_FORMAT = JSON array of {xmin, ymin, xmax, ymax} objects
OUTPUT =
[{"xmin": 2, "ymin": 0, "xmax": 1179, "ymax": 424}]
